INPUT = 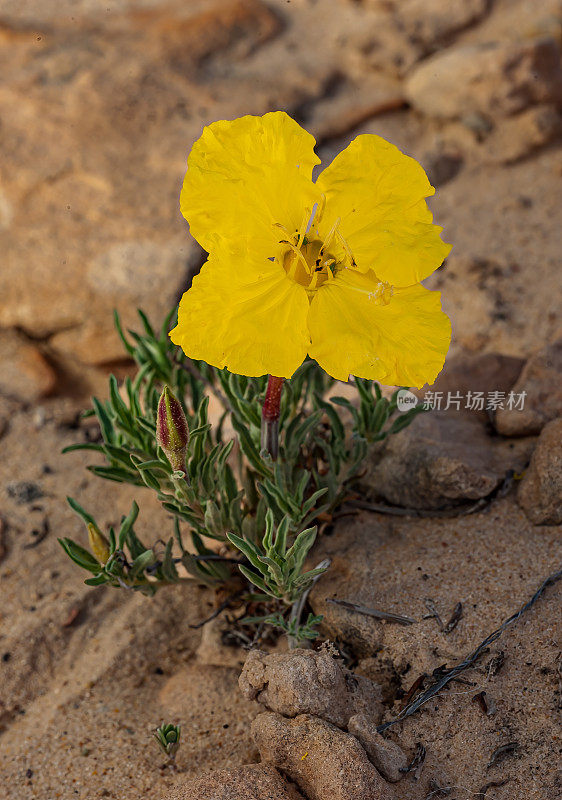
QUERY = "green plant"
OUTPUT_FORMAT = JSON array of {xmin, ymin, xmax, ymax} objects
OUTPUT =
[
  {"xmin": 153, "ymin": 723, "xmax": 181, "ymax": 760},
  {"xmin": 59, "ymin": 310, "xmax": 425, "ymax": 642}
]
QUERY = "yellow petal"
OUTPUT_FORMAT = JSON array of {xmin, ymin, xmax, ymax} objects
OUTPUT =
[
  {"xmin": 170, "ymin": 248, "xmax": 310, "ymax": 378},
  {"xmin": 307, "ymin": 269, "xmax": 451, "ymax": 387},
  {"xmin": 315, "ymin": 134, "xmax": 451, "ymax": 286},
  {"xmin": 181, "ymin": 112, "xmax": 321, "ymax": 257}
]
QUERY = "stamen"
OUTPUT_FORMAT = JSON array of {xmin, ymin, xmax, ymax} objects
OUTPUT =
[
  {"xmin": 273, "ymin": 222, "xmax": 292, "ymax": 237},
  {"xmin": 320, "ymin": 217, "xmax": 341, "ymax": 255},
  {"xmin": 335, "ymin": 229, "xmax": 357, "ymax": 267},
  {"xmin": 350, "ymin": 280, "xmax": 394, "ymax": 304},
  {"xmin": 280, "ymin": 240, "xmax": 311, "ymax": 276},
  {"xmin": 316, "ymin": 193, "xmax": 326, "ymax": 225},
  {"xmin": 308, "ymin": 270, "xmax": 323, "ymax": 290},
  {"xmin": 296, "ymin": 207, "xmax": 311, "ymax": 251}
]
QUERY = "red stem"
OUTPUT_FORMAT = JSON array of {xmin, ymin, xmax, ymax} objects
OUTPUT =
[{"xmin": 261, "ymin": 375, "xmax": 284, "ymax": 460}]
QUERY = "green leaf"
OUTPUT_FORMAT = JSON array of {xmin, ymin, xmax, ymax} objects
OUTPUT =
[
  {"xmin": 58, "ymin": 538, "xmax": 102, "ymax": 574},
  {"xmin": 231, "ymin": 416, "xmax": 268, "ymax": 476},
  {"xmin": 66, "ymin": 497, "xmax": 97, "ymax": 527},
  {"xmin": 161, "ymin": 538, "xmax": 178, "ymax": 581},
  {"xmin": 285, "ymin": 526, "xmax": 317, "ymax": 574},
  {"xmin": 61, "ymin": 443, "xmax": 105, "ymax": 455},
  {"xmin": 92, "ymin": 396, "xmax": 115, "ymax": 444},
  {"xmin": 113, "ymin": 310, "xmax": 136, "ymax": 356},
  {"xmin": 118, "ymin": 501, "xmax": 140, "ymax": 550},
  {"xmin": 84, "ymin": 573, "xmax": 110, "ymax": 586},
  {"xmin": 227, "ymin": 532, "xmax": 264, "ymax": 573},
  {"xmin": 128, "ymin": 549, "xmax": 155, "ymax": 582},
  {"xmin": 238, "ymin": 565, "xmax": 270, "ymax": 595},
  {"xmin": 273, "ymin": 516, "xmax": 290, "ymax": 558}
]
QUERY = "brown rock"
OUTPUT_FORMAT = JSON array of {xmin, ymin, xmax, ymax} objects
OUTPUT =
[
  {"xmin": 252, "ymin": 712, "xmax": 394, "ymax": 800},
  {"xmin": 128, "ymin": 0, "xmax": 282, "ymax": 66},
  {"xmin": 305, "ymin": 76, "xmax": 405, "ymax": 142},
  {"xmin": 484, "ymin": 105, "xmax": 562, "ymax": 164},
  {"xmin": 391, "ymin": 0, "xmax": 490, "ymax": 52},
  {"xmin": 405, "ymin": 38, "xmax": 562, "ymax": 120},
  {"xmin": 0, "ymin": 329, "xmax": 57, "ymax": 402},
  {"xmin": 347, "ymin": 714, "xmax": 408, "ymax": 782},
  {"xmin": 0, "ymin": 0, "xmax": 306, "ymax": 368},
  {"xmin": 167, "ymin": 764, "xmax": 304, "ymax": 800},
  {"xmin": 364, "ymin": 412, "xmax": 534, "ymax": 510},
  {"xmin": 422, "ymin": 148, "xmax": 464, "ymax": 187},
  {"xmin": 425, "ymin": 351, "xmax": 525, "ymax": 421},
  {"xmin": 518, "ymin": 418, "xmax": 562, "ymax": 525},
  {"xmin": 239, "ymin": 648, "xmax": 383, "ymax": 728},
  {"xmin": 0, "ymin": 517, "xmax": 5, "ymax": 563},
  {"xmin": 495, "ymin": 340, "xmax": 562, "ymax": 436}
]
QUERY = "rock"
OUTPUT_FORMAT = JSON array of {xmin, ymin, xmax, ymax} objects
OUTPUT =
[
  {"xmin": 495, "ymin": 340, "xmax": 562, "ymax": 436},
  {"xmin": 0, "ymin": 330, "xmax": 57, "ymax": 402},
  {"xmin": 391, "ymin": 0, "xmax": 490, "ymax": 52},
  {"xmin": 347, "ymin": 714, "xmax": 408, "ymax": 782},
  {"xmin": 423, "ymin": 148, "xmax": 464, "ymax": 187},
  {"xmin": 405, "ymin": 38, "xmax": 562, "ymax": 120},
  {"xmin": 167, "ymin": 764, "xmax": 304, "ymax": 800},
  {"xmin": 344, "ymin": 10, "xmax": 422, "ymax": 78},
  {"xmin": 363, "ymin": 412, "xmax": 534, "ymax": 510},
  {"xmin": 0, "ymin": 0, "xmax": 320, "ymax": 368},
  {"xmin": 346, "ymin": 0, "xmax": 490, "ymax": 76},
  {"xmin": 0, "ymin": 517, "xmax": 5, "ymax": 563},
  {"xmin": 239, "ymin": 648, "xmax": 383, "ymax": 728},
  {"xmin": 252, "ymin": 712, "xmax": 393, "ymax": 800},
  {"xmin": 424, "ymin": 148, "xmax": 562, "ymax": 358},
  {"xmin": 425, "ymin": 351, "xmax": 525, "ymax": 421},
  {"xmin": 305, "ymin": 76, "xmax": 405, "ymax": 142},
  {"xmin": 48, "ymin": 239, "xmax": 199, "ymax": 365},
  {"xmin": 518, "ymin": 418, "xmax": 562, "ymax": 525},
  {"xmin": 484, "ymin": 105, "xmax": 562, "ymax": 164},
  {"xmin": 458, "ymin": 0, "xmax": 562, "ymax": 49}
]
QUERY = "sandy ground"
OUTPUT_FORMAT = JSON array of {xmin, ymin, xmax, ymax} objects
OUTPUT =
[{"xmin": 0, "ymin": 402, "xmax": 560, "ymax": 799}]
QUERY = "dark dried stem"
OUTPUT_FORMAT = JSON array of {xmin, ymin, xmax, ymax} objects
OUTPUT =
[{"xmin": 377, "ymin": 564, "xmax": 562, "ymax": 733}]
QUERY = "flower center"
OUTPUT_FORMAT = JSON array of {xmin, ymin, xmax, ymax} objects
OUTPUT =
[
  {"xmin": 282, "ymin": 237, "xmax": 338, "ymax": 290},
  {"xmin": 276, "ymin": 205, "xmax": 357, "ymax": 293}
]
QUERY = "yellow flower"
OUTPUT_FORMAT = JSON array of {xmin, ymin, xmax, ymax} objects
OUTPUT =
[{"xmin": 171, "ymin": 112, "xmax": 451, "ymax": 387}]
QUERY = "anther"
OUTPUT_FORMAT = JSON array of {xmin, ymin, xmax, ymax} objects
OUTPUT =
[
  {"xmin": 335, "ymin": 229, "xmax": 357, "ymax": 267},
  {"xmin": 320, "ymin": 217, "xmax": 341, "ymax": 255}
]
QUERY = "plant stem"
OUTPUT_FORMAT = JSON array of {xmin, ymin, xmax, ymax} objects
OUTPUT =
[
  {"xmin": 261, "ymin": 375, "xmax": 284, "ymax": 460},
  {"xmin": 287, "ymin": 558, "xmax": 331, "ymax": 649}
]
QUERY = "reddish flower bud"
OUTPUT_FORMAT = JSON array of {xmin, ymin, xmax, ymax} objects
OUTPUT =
[{"xmin": 156, "ymin": 386, "xmax": 189, "ymax": 472}]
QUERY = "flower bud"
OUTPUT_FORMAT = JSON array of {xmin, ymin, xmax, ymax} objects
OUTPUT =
[
  {"xmin": 156, "ymin": 386, "xmax": 189, "ymax": 472},
  {"xmin": 88, "ymin": 523, "xmax": 110, "ymax": 565}
]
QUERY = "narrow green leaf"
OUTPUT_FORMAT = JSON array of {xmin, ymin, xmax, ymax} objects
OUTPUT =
[
  {"xmin": 118, "ymin": 501, "xmax": 140, "ymax": 550},
  {"xmin": 58, "ymin": 537, "xmax": 102, "ymax": 573},
  {"xmin": 67, "ymin": 497, "xmax": 96, "ymax": 527}
]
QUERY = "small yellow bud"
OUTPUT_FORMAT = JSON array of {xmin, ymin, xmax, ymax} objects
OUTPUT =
[{"xmin": 88, "ymin": 523, "xmax": 110, "ymax": 565}]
